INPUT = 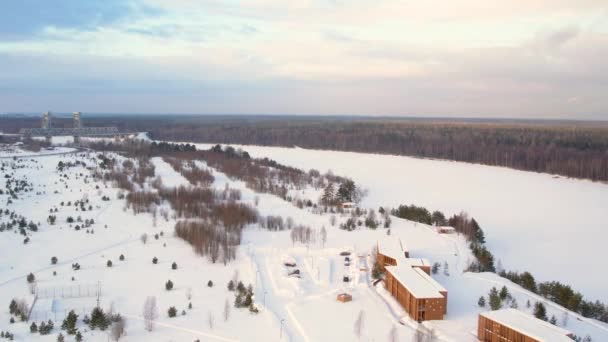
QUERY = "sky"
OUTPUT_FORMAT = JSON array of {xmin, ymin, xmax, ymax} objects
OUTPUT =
[{"xmin": 0, "ymin": 0, "xmax": 607, "ymax": 119}]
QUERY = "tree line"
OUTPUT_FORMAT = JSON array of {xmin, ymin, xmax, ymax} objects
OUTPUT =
[{"xmin": 46, "ymin": 115, "xmax": 608, "ymax": 182}]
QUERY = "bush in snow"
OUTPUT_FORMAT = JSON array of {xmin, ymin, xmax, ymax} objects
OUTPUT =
[
  {"xmin": 167, "ymin": 307, "xmax": 177, "ymax": 318},
  {"xmin": 165, "ymin": 280, "xmax": 174, "ymax": 291}
]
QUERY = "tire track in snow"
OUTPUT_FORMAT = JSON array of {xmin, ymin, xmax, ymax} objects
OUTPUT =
[{"xmin": 123, "ymin": 314, "xmax": 239, "ymax": 342}]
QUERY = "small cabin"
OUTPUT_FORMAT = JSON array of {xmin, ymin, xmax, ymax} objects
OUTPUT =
[
  {"xmin": 437, "ymin": 226, "xmax": 456, "ymax": 234},
  {"xmin": 336, "ymin": 293, "xmax": 352, "ymax": 303},
  {"xmin": 340, "ymin": 202, "xmax": 356, "ymax": 210}
]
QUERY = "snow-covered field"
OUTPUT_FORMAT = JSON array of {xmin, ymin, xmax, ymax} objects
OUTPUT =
[
  {"xmin": 1, "ymin": 140, "xmax": 607, "ymax": 341},
  {"xmin": 193, "ymin": 144, "xmax": 608, "ymax": 303}
]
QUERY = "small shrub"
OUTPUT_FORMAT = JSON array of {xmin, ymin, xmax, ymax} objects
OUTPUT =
[
  {"xmin": 167, "ymin": 307, "xmax": 177, "ymax": 318},
  {"xmin": 165, "ymin": 280, "xmax": 174, "ymax": 291}
]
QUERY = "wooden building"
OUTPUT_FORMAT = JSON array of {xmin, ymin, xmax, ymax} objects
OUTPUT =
[
  {"xmin": 384, "ymin": 265, "xmax": 446, "ymax": 321},
  {"xmin": 436, "ymin": 226, "xmax": 456, "ymax": 234},
  {"xmin": 336, "ymin": 293, "xmax": 352, "ymax": 303},
  {"xmin": 478, "ymin": 309, "xmax": 574, "ymax": 342},
  {"xmin": 406, "ymin": 258, "xmax": 431, "ymax": 275},
  {"xmin": 413, "ymin": 268, "xmax": 447, "ymax": 314},
  {"xmin": 377, "ymin": 239, "xmax": 409, "ymax": 272}
]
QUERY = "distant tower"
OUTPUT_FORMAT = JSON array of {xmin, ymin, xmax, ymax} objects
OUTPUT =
[
  {"xmin": 73, "ymin": 112, "xmax": 82, "ymax": 129},
  {"xmin": 42, "ymin": 111, "xmax": 52, "ymax": 143},
  {"xmin": 73, "ymin": 112, "xmax": 82, "ymax": 144},
  {"xmin": 41, "ymin": 111, "xmax": 51, "ymax": 129}
]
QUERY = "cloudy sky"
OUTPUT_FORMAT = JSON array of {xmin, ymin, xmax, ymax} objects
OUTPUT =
[{"xmin": 0, "ymin": 0, "xmax": 607, "ymax": 119}]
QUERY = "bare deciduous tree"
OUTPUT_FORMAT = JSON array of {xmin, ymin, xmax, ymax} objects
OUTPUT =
[
  {"xmin": 223, "ymin": 298, "xmax": 231, "ymax": 322},
  {"xmin": 110, "ymin": 316, "xmax": 126, "ymax": 341},
  {"xmin": 143, "ymin": 296, "xmax": 158, "ymax": 332},
  {"xmin": 354, "ymin": 310, "xmax": 365, "ymax": 341},
  {"xmin": 330, "ymin": 215, "xmax": 337, "ymax": 226},
  {"xmin": 208, "ymin": 311, "xmax": 215, "ymax": 329},
  {"xmin": 321, "ymin": 226, "xmax": 327, "ymax": 248}
]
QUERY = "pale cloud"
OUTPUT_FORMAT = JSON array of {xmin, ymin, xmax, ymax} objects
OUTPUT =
[{"xmin": 0, "ymin": 0, "xmax": 607, "ymax": 118}]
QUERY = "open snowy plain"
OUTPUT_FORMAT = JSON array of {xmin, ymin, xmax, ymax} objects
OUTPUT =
[
  {"xmin": 1, "ymin": 138, "xmax": 606, "ymax": 341},
  {"xmin": 193, "ymin": 144, "xmax": 608, "ymax": 303}
]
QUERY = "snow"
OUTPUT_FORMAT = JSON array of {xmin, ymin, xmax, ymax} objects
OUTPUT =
[
  {"xmin": 192, "ymin": 143, "xmax": 608, "ymax": 303},
  {"xmin": 480, "ymin": 308, "xmax": 573, "ymax": 341},
  {"xmin": 413, "ymin": 268, "xmax": 447, "ymax": 294},
  {"xmin": 2, "ymin": 140, "xmax": 607, "ymax": 341},
  {"xmin": 377, "ymin": 237, "xmax": 406, "ymax": 260},
  {"xmin": 385, "ymin": 265, "xmax": 445, "ymax": 299}
]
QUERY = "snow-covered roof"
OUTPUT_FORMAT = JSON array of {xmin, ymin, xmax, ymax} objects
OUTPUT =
[
  {"xmin": 480, "ymin": 309, "xmax": 573, "ymax": 341},
  {"xmin": 437, "ymin": 226, "xmax": 456, "ymax": 232},
  {"xmin": 385, "ymin": 265, "xmax": 444, "ymax": 299},
  {"xmin": 377, "ymin": 238, "xmax": 407, "ymax": 260},
  {"xmin": 405, "ymin": 258, "xmax": 430, "ymax": 268},
  {"xmin": 413, "ymin": 268, "xmax": 447, "ymax": 293}
]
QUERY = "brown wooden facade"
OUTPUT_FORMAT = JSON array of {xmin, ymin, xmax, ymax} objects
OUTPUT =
[
  {"xmin": 478, "ymin": 314, "xmax": 573, "ymax": 342},
  {"xmin": 385, "ymin": 268, "xmax": 445, "ymax": 321},
  {"xmin": 377, "ymin": 251, "xmax": 398, "ymax": 272}
]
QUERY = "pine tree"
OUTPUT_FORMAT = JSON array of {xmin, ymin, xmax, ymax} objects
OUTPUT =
[
  {"xmin": 533, "ymin": 302, "xmax": 548, "ymax": 321},
  {"xmin": 75, "ymin": 331, "xmax": 83, "ymax": 342},
  {"xmin": 499, "ymin": 286, "xmax": 509, "ymax": 301},
  {"xmin": 165, "ymin": 280, "xmax": 174, "ymax": 291},
  {"xmin": 478, "ymin": 296, "xmax": 486, "ymax": 307},
  {"xmin": 61, "ymin": 310, "xmax": 78, "ymax": 335},
  {"xmin": 550, "ymin": 315, "xmax": 557, "ymax": 325},
  {"xmin": 227, "ymin": 280, "xmax": 235, "ymax": 291},
  {"xmin": 489, "ymin": 287, "xmax": 502, "ymax": 310},
  {"xmin": 57, "ymin": 332, "xmax": 65, "ymax": 342},
  {"xmin": 30, "ymin": 322, "xmax": 38, "ymax": 333}
]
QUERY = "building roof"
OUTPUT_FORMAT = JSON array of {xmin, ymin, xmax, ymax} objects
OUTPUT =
[
  {"xmin": 437, "ymin": 226, "xmax": 456, "ymax": 232},
  {"xmin": 377, "ymin": 238, "xmax": 407, "ymax": 260},
  {"xmin": 405, "ymin": 258, "xmax": 430, "ymax": 268},
  {"xmin": 480, "ymin": 309, "xmax": 573, "ymax": 342},
  {"xmin": 385, "ymin": 265, "xmax": 444, "ymax": 299},
  {"xmin": 413, "ymin": 268, "xmax": 447, "ymax": 293}
]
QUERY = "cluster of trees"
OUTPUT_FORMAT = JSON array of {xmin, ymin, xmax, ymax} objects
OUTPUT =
[
  {"xmin": 126, "ymin": 191, "xmax": 161, "ymax": 214},
  {"xmin": 175, "ymin": 220, "xmax": 240, "ymax": 264},
  {"xmin": 84, "ymin": 115, "xmax": 608, "ymax": 182},
  {"xmin": 8, "ymin": 299, "xmax": 28, "ymax": 322},
  {"xmin": 392, "ymin": 204, "xmax": 495, "ymax": 272},
  {"xmin": 227, "ymin": 280, "xmax": 258, "ymax": 313},
  {"xmin": 163, "ymin": 157, "xmax": 215, "ymax": 187},
  {"xmin": 390, "ymin": 205, "xmax": 433, "ymax": 225},
  {"xmin": 289, "ymin": 225, "xmax": 317, "ymax": 246},
  {"xmin": 480, "ymin": 286, "xmax": 518, "ymax": 311},
  {"xmin": 500, "ymin": 271, "xmax": 608, "ymax": 323}
]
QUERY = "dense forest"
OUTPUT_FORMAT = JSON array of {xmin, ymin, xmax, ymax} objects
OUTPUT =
[{"xmin": 3, "ymin": 115, "xmax": 608, "ymax": 181}]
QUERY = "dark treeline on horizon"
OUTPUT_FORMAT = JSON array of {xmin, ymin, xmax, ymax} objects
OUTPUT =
[{"xmin": 3, "ymin": 115, "xmax": 608, "ymax": 182}]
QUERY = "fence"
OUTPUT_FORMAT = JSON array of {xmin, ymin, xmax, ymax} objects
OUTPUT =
[
  {"xmin": 35, "ymin": 283, "xmax": 101, "ymax": 299},
  {"xmin": 29, "ymin": 307, "xmax": 97, "ymax": 322}
]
